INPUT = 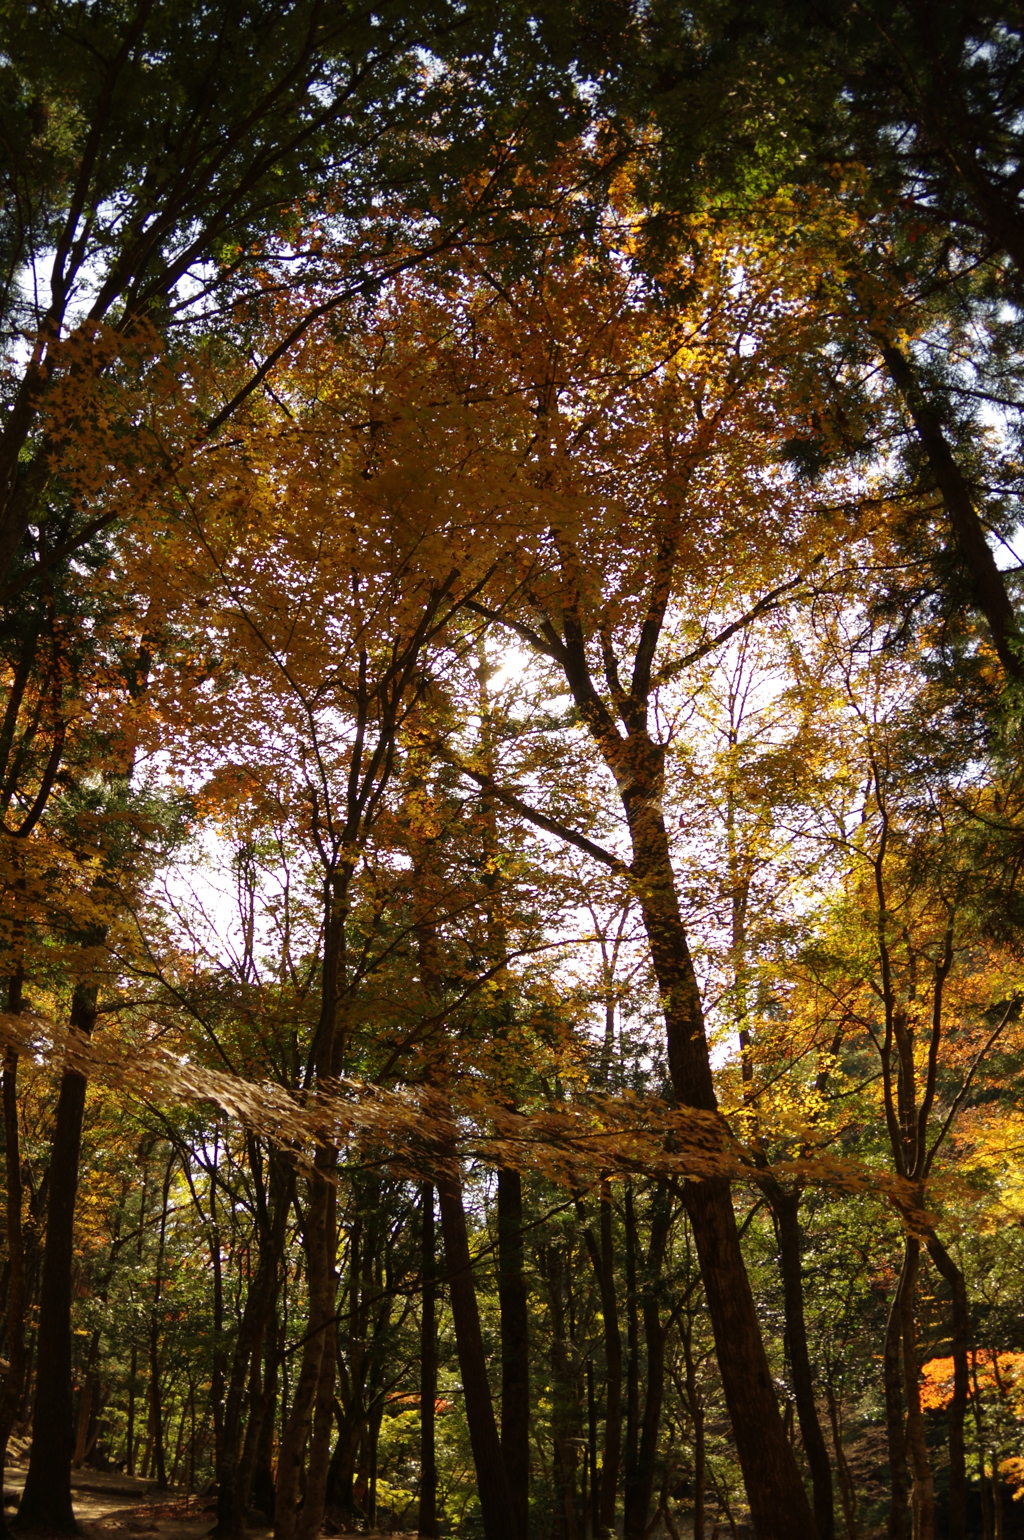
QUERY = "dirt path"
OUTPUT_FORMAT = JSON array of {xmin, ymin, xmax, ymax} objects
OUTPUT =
[{"xmin": 3, "ymin": 1468, "xmax": 217, "ymax": 1540}]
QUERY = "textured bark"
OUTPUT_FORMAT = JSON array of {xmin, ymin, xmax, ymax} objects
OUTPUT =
[
  {"xmin": 15, "ymin": 972, "xmax": 97, "ymax": 1535},
  {"xmin": 497, "ymin": 1167, "xmax": 530, "ymax": 1535},
  {"xmin": 772, "ymin": 1187, "xmax": 835, "ymax": 1540},
  {"xmin": 435, "ymin": 1148, "xmax": 517, "ymax": 1540},
  {"xmin": 418, "ymin": 1184, "xmax": 439, "ymax": 1540}
]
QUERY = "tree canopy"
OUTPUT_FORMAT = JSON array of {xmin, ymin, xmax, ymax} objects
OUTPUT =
[{"xmin": 2, "ymin": 6, "xmax": 1024, "ymax": 1540}]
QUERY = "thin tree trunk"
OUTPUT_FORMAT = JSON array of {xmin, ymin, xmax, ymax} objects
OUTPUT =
[
  {"xmin": 926, "ymin": 1235, "xmax": 968, "ymax": 1540},
  {"xmin": 544, "ymin": 1245, "xmax": 580, "ymax": 1540},
  {"xmin": 418, "ymin": 1184, "xmax": 438, "ymax": 1540},
  {"xmin": 884, "ymin": 1272, "xmax": 910, "ymax": 1540},
  {"xmin": 435, "ymin": 1143, "xmax": 517, "ymax": 1540},
  {"xmin": 497, "ymin": 1166, "xmax": 530, "ymax": 1536},
  {"xmin": 680, "ymin": 1320, "xmax": 706, "ymax": 1540},
  {"xmin": 217, "ymin": 1175, "xmax": 288, "ymax": 1537},
  {"xmin": 0, "ymin": 968, "xmax": 27, "ymax": 1522},
  {"xmin": 898, "ymin": 1240, "xmax": 934, "ymax": 1540},
  {"xmin": 274, "ymin": 1160, "xmax": 335, "ymax": 1540},
  {"xmin": 623, "ymin": 1184, "xmax": 670, "ymax": 1540},
  {"xmin": 623, "ymin": 1184, "xmax": 639, "ymax": 1516},
  {"xmin": 14, "ymin": 967, "xmax": 99, "ymax": 1535},
  {"xmin": 148, "ymin": 1153, "xmax": 175, "ymax": 1491},
  {"xmin": 771, "ymin": 1187, "xmax": 835, "ymax": 1540},
  {"xmin": 587, "ymin": 1362, "xmax": 599, "ymax": 1540},
  {"xmin": 825, "ymin": 1384, "xmax": 858, "ymax": 1540},
  {"xmin": 71, "ymin": 1332, "xmax": 100, "ymax": 1467},
  {"xmin": 580, "ymin": 1181, "xmax": 623, "ymax": 1537}
]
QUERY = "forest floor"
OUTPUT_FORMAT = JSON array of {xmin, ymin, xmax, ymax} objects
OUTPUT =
[{"xmin": 1, "ymin": 1469, "xmax": 424, "ymax": 1540}]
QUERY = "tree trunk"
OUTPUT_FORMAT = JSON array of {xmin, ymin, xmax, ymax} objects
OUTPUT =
[
  {"xmin": 898, "ymin": 1240, "xmax": 934, "ymax": 1540},
  {"xmin": 581, "ymin": 1181, "xmax": 623, "ymax": 1536},
  {"xmin": 825, "ymin": 1384, "xmax": 858, "ymax": 1540},
  {"xmin": 71, "ymin": 1332, "xmax": 100, "ymax": 1467},
  {"xmin": 884, "ymin": 1261, "xmax": 910, "ymax": 1540},
  {"xmin": 680, "ymin": 1319, "xmax": 706, "ymax": 1540},
  {"xmin": 623, "ymin": 1184, "xmax": 640, "ymax": 1517},
  {"xmin": 147, "ymin": 1154, "xmax": 175, "ymax": 1492},
  {"xmin": 14, "ymin": 971, "xmax": 97, "ymax": 1535},
  {"xmin": 435, "ymin": 1143, "xmax": 517, "ymax": 1540},
  {"xmin": 497, "ymin": 1166, "xmax": 530, "ymax": 1536},
  {"xmin": 926, "ymin": 1235, "xmax": 968, "ymax": 1540},
  {"xmin": 274, "ymin": 1160, "xmax": 335, "ymax": 1540},
  {"xmin": 623, "ymin": 1184, "xmax": 670, "ymax": 1540},
  {"xmin": 217, "ymin": 1153, "xmax": 289, "ymax": 1538},
  {"xmin": 418, "ymin": 1184, "xmax": 439, "ymax": 1540},
  {"xmin": 619, "ymin": 731, "xmax": 817, "ymax": 1540},
  {"xmin": 771, "ymin": 1187, "xmax": 835, "ymax": 1540},
  {"xmin": 0, "ymin": 974, "xmax": 28, "ymax": 1525},
  {"xmin": 544, "ymin": 1245, "xmax": 580, "ymax": 1540}
]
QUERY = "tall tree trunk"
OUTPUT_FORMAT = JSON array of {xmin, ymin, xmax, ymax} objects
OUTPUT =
[
  {"xmin": 885, "ymin": 1263, "xmax": 910, "ymax": 1540},
  {"xmin": 497, "ymin": 1167, "xmax": 530, "ymax": 1535},
  {"xmin": 0, "ymin": 969, "xmax": 27, "ymax": 1524},
  {"xmin": 274, "ymin": 1161, "xmax": 335, "ymax": 1540},
  {"xmin": 148, "ymin": 1154, "xmax": 175, "ymax": 1491},
  {"xmin": 771, "ymin": 1187, "xmax": 835, "ymax": 1540},
  {"xmin": 544, "ymin": 1245, "xmax": 580, "ymax": 1540},
  {"xmin": 580, "ymin": 1181, "xmax": 622, "ymax": 1536},
  {"xmin": 623, "ymin": 1184, "xmax": 670, "ymax": 1540},
  {"xmin": 217, "ymin": 1152, "xmax": 289, "ymax": 1538},
  {"xmin": 435, "ymin": 1143, "xmax": 517, "ymax": 1540},
  {"xmin": 620, "ymin": 732, "xmax": 817, "ymax": 1540},
  {"xmin": 418, "ymin": 1184, "xmax": 438, "ymax": 1540},
  {"xmin": 523, "ymin": 584, "xmax": 820, "ymax": 1535},
  {"xmin": 898, "ymin": 1240, "xmax": 934, "ymax": 1540},
  {"xmin": 679, "ymin": 1319, "xmax": 706, "ymax": 1540},
  {"xmin": 926, "ymin": 1235, "xmax": 968, "ymax": 1540},
  {"xmin": 623, "ymin": 1184, "xmax": 640, "ymax": 1515},
  {"xmin": 15, "ymin": 969, "xmax": 98, "ymax": 1535}
]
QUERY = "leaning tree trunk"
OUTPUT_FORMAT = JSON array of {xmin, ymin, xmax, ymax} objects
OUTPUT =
[{"xmin": 619, "ymin": 741, "xmax": 817, "ymax": 1540}]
